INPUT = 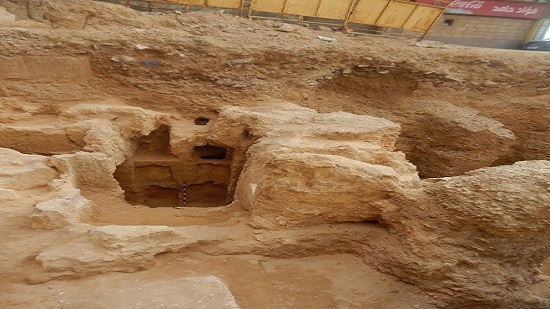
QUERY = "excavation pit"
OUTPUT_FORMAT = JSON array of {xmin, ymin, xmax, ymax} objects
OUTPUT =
[
  {"xmin": 0, "ymin": 0, "xmax": 549, "ymax": 307},
  {"xmin": 113, "ymin": 126, "xmax": 235, "ymax": 208}
]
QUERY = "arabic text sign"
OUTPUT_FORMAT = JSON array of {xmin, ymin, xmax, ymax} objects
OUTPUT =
[{"xmin": 417, "ymin": 0, "xmax": 547, "ymax": 19}]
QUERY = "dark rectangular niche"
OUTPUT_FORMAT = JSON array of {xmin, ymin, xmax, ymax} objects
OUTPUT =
[{"xmin": 193, "ymin": 144, "xmax": 230, "ymax": 160}]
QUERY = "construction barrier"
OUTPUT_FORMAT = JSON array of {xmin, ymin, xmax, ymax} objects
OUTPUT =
[
  {"xmin": 250, "ymin": 0, "xmax": 355, "ymax": 21},
  {"xmin": 348, "ymin": 0, "xmax": 444, "ymax": 32},
  {"xmin": 122, "ymin": 0, "xmax": 449, "ymax": 36},
  {"xmin": 140, "ymin": 0, "xmax": 243, "ymax": 9},
  {"xmin": 248, "ymin": 0, "xmax": 448, "ymax": 36}
]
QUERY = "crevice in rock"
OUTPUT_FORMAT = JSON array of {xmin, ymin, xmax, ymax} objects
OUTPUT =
[
  {"xmin": 194, "ymin": 117, "xmax": 210, "ymax": 125},
  {"xmin": 359, "ymin": 218, "xmax": 390, "ymax": 230}
]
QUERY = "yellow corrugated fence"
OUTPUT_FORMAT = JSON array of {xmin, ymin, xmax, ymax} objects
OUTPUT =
[{"xmin": 150, "ymin": 0, "xmax": 448, "ymax": 33}]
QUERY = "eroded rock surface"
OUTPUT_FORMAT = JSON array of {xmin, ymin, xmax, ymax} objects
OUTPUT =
[
  {"xmin": 31, "ymin": 189, "xmax": 94, "ymax": 229},
  {"xmin": 0, "ymin": 148, "xmax": 58, "ymax": 190},
  {"xmin": 385, "ymin": 161, "xmax": 550, "ymax": 308},
  {"xmin": 397, "ymin": 100, "xmax": 516, "ymax": 178},
  {"xmin": 0, "ymin": 102, "xmax": 542, "ymax": 308}
]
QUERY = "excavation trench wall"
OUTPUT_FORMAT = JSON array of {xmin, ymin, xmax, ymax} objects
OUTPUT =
[{"xmin": 305, "ymin": 69, "xmax": 533, "ymax": 178}]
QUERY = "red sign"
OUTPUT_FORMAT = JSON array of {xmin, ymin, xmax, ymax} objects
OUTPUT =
[{"xmin": 417, "ymin": 0, "xmax": 547, "ymax": 19}]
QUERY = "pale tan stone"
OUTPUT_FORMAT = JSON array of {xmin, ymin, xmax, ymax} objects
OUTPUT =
[
  {"xmin": 0, "ymin": 148, "xmax": 58, "ymax": 190},
  {"xmin": 31, "ymin": 189, "xmax": 94, "ymax": 229}
]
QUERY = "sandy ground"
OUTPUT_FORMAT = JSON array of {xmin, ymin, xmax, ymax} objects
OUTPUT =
[
  {"xmin": 0, "ymin": 189, "xmax": 435, "ymax": 308},
  {"xmin": 3, "ymin": 252, "xmax": 436, "ymax": 309}
]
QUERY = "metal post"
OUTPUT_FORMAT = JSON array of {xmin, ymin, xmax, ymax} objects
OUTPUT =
[
  {"xmin": 343, "ymin": 0, "xmax": 360, "ymax": 31},
  {"xmin": 400, "ymin": 4, "xmax": 419, "ymax": 29},
  {"xmin": 238, "ymin": 0, "xmax": 244, "ymax": 17},
  {"xmin": 314, "ymin": 0, "xmax": 323, "ymax": 17},
  {"xmin": 418, "ymin": 4, "xmax": 447, "ymax": 41},
  {"xmin": 374, "ymin": 0, "xmax": 394, "ymax": 26},
  {"xmin": 247, "ymin": 0, "xmax": 255, "ymax": 19},
  {"xmin": 281, "ymin": 0, "xmax": 289, "ymax": 15}
]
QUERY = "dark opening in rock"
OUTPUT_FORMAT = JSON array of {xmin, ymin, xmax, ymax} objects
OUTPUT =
[
  {"xmin": 194, "ymin": 144, "xmax": 228, "ymax": 160},
  {"xmin": 194, "ymin": 117, "xmax": 210, "ymax": 125}
]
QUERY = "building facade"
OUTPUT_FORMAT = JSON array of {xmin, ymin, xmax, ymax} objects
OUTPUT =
[{"xmin": 422, "ymin": 0, "xmax": 550, "ymax": 49}]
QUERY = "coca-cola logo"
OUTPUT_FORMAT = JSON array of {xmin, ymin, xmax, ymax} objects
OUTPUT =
[{"xmin": 449, "ymin": 0, "xmax": 486, "ymax": 9}]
